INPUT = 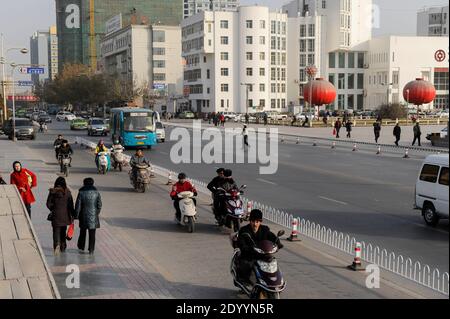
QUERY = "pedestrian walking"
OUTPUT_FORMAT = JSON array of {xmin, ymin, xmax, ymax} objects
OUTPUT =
[
  {"xmin": 345, "ymin": 120, "xmax": 352, "ymax": 138},
  {"xmin": 245, "ymin": 113, "xmax": 249, "ymax": 125},
  {"xmin": 10, "ymin": 161, "xmax": 37, "ymax": 218},
  {"xmin": 373, "ymin": 121, "xmax": 381, "ymax": 144},
  {"xmin": 220, "ymin": 114, "xmax": 225, "ymax": 127},
  {"xmin": 334, "ymin": 118, "xmax": 342, "ymax": 138},
  {"xmin": 46, "ymin": 177, "xmax": 75, "ymax": 255},
  {"xmin": 412, "ymin": 122, "xmax": 422, "ymax": 146},
  {"xmin": 393, "ymin": 123, "xmax": 401, "ymax": 146},
  {"xmin": 75, "ymin": 178, "xmax": 102, "ymax": 255},
  {"xmin": 263, "ymin": 113, "xmax": 268, "ymax": 126},
  {"xmin": 302, "ymin": 115, "xmax": 309, "ymax": 127},
  {"xmin": 242, "ymin": 125, "xmax": 249, "ymax": 148}
]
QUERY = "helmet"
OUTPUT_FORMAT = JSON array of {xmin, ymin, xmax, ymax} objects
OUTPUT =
[
  {"xmin": 216, "ymin": 168, "xmax": 225, "ymax": 174},
  {"xmin": 249, "ymin": 209, "xmax": 263, "ymax": 221},
  {"xmin": 224, "ymin": 169, "xmax": 232, "ymax": 178},
  {"xmin": 178, "ymin": 173, "xmax": 187, "ymax": 180},
  {"xmin": 99, "ymin": 140, "xmax": 104, "ymax": 145}
]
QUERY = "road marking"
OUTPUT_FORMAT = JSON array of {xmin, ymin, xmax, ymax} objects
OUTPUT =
[
  {"xmin": 318, "ymin": 196, "xmax": 348, "ymax": 205},
  {"xmin": 256, "ymin": 178, "xmax": 277, "ymax": 186},
  {"xmin": 159, "ymin": 151, "xmax": 169, "ymax": 155}
]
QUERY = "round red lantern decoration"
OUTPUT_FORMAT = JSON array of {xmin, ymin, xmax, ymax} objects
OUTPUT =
[
  {"xmin": 303, "ymin": 78, "xmax": 337, "ymax": 105},
  {"xmin": 403, "ymin": 78, "xmax": 436, "ymax": 105}
]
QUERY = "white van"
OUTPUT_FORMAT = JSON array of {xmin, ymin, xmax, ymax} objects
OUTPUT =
[{"xmin": 415, "ymin": 154, "xmax": 449, "ymax": 226}]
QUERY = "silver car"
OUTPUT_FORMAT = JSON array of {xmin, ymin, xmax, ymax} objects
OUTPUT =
[{"xmin": 87, "ymin": 118, "xmax": 108, "ymax": 136}]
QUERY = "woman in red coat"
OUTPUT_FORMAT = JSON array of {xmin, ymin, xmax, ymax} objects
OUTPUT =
[{"xmin": 10, "ymin": 161, "xmax": 37, "ymax": 217}]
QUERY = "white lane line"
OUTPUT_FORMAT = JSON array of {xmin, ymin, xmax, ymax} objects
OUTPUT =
[
  {"xmin": 256, "ymin": 178, "xmax": 277, "ymax": 186},
  {"xmin": 159, "ymin": 151, "xmax": 169, "ymax": 155},
  {"xmin": 318, "ymin": 196, "xmax": 348, "ymax": 205}
]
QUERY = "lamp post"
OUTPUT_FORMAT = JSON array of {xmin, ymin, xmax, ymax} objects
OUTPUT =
[{"xmin": 10, "ymin": 62, "xmax": 17, "ymax": 142}]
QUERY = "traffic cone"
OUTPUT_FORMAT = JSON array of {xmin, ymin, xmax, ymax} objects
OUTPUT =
[
  {"xmin": 403, "ymin": 148, "xmax": 410, "ymax": 159},
  {"xmin": 246, "ymin": 201, "xmax": 253, "ymax": 214},
  {"xmin": 352, "ymin": 143, "xmax": 357, "ymax": 152},
  {"xmin": 287, "ymin": 218, "xmax": 301, "ymax": 242},
  {"xmin": 166, "ymin": 172, "xmax": 173, "ymax": 185},
  {"xmin": 296, "ymin": 137, "xmax": 300, "ymax": 144},
  {"xmin": 313, "ymin": 140, "xmax": 317, "ymax": 146},
  {"xmin": 376, "ymin": 146, "xmax": 381, "ymax": 155},
  {"xmin": 348, "ymin": 242, "xmax": 364, "ymax": 271},
  {"xmin": 331, "ymin": 141, "xmax": 336, "ymax": 149}
]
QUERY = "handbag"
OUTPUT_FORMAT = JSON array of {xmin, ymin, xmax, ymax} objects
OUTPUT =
[
  {"xmin": 333, "ymin": 128, "xmax": 336, "ymax": 136},
  {"xmin": 24, "ymin": 170, "xmax": 33, "ymax": 187},
  {"xmin": 66, "ymin": 223, "xmax": 75, "ymax": 241}
]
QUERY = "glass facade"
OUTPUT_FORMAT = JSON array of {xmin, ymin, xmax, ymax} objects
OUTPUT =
[{"xmin": 56, "ymin": 0, "xmax": 182, "ymax": 70}]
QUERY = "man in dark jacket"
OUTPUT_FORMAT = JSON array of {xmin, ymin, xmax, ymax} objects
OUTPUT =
[
  {"xmin": 393, "ymin": 123, "xmax": 401, "ymax": 146},
  {"xmin": 215, "ymin": 169, "xmax": 239, "ymax": 223},
  {"xmin": 75, "ymin": 178, "xmax": 102, "ymax": 255},
  {"xmin": 207, "ymin": 168, "xmax": 225, "ymax": 210},
  {"xmin": 58, "ymin": 140, "xmax": 73, "ymax": 172},
  {"xmin": 237, "ymin": 210, "xmax": 283, "ymax": 285},
  {"xmin": 412, "ymin": 122, "xmax": 422, "ymax": 146},
  {"xmin": 345, "ymin": 120, "xmax": 352, "ymax": 138},
  {"xmin": 53, "ymin": 134, "xmax": 64, "ymax": 159},
  {"xmin": 334, "ymin": 118, "xmax": 342, "ymax": 138},
  {"xmin": 46, "ymin": 177, "xmax": 74, "ymax": 255},
  {"xmin": 373, "ymin": 121, "xmax": 381, "ymax": 143}
]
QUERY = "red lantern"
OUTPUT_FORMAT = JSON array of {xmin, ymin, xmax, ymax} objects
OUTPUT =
[
  {"xmin": 403, "ymin": 78, "xmax": 436, "ymax": 105},
  {"xmin": 303, "ymin": 78, "xmax": 337, "ymax": 105}
]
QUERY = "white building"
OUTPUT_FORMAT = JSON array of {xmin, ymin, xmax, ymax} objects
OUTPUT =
[
  {"xmin": 181, "ymin": 6, "xmax": 288, "ymax": 113},
  {"xmin": 417, "ymin": 6, "xmax": 449, "ymax": 37},
  {"xmin": 365, "ymin": 36, "xmax": 449, "ymax": 110},
  {"xmin": 183, "ymin": 0, "xmax": 239, "ymax": 19},
  {"xmin": 284, "ymin": 0, "xmax": 372, "ymax": 110},
  {"xmin": 30, "ymin": 27, "xmax": 59, "ymax": 84},
  {"xmin": 99, "ymin": 24, "xmax": 183, "ymax": 105}
]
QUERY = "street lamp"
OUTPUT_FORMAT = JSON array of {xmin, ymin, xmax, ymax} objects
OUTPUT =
[{"xmin": 10, "ymin": 62, "xmax": 18, "ymax": 142}]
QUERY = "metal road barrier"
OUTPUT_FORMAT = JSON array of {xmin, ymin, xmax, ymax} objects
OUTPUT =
[{"xmin": 75, "ymin": 137, "xmax": 449, "ymax": 296}]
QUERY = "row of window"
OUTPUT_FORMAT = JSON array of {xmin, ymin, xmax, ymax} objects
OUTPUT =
[
  {"xmin": 420, "ymin": 165, "xmax": 448, "ymax": 186},
  {"xmin": 329, "ymin": 52, "xmax": 365, "ymax": 68},
  {"xmin": 182, "ymin": 37, "xmax": 204, "ymax": 52},
  {"xmin": 299, "ymin": 24, "xmax": 315, "ymax": 38},
  {"xmin": 218, "ymin": 19, "xmax": 286, "ymax": 35},
  {"xmin": 299, "ymin": 39, "xmax": 315, "ymax": 53},
  {"xmin": 219, "ymin": 83, "xmax": 287, "ymax": 93},
  {"xmin": 328, "ymin": 73, "xmax": 364, "ymax": 90}
]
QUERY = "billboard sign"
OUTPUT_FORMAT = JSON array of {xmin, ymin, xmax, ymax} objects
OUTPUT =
[{"xmin": 106, "ymin": 14, "xmax": 123, "ymax": 35}]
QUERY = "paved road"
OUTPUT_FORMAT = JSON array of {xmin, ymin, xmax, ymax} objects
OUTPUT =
[
  {"xmin": 44, "ymin": 120, "xmax": 449, "ymax": 273},
  {"xmin": 2, "ymin": 121, "xmax": 434, "ymax": 298}
]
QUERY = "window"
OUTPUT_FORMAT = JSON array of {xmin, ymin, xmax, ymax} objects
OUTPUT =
[
  {"xmin": 338, "ymin": 94, "xmax": 345, "ymax": 110},
  {"xmin": 300, "ymin": 40, "xmax": 306, "ymax": 52},
  {"xmin": 338, "ymin": 73, "xmax": 345, "ymax": 89},
  {"xmin": 246, "ymin": 36, "xmax": 253, "ymax": 45},
  {"xmin": 307, "ymin": 54, "xmax": 314, "ymax": 65},
  {"xmin": 300, "ymin": 24, "xmax": 306, "ymax": 37},
  {"xmin": 260, "ymin": 52, "xmax": 265, "ymax": 61},
  {"xmin": 259, "ymin": 84, "xmax": 265, "ymax": 92},
  {"xmin": 308, "ymin": 24, "xmax": 315, "ymax": 37},
  {"xmin": 322, "ymin": 0, "xmax": 326, "ymax": 9},
  {"xmin": 281, "ymin": 38, "xmax": 286, "ymax": 50},
  {"xmin": 300, "ymin": 54, "xmax": 306, "ymax": 67},
  {"xmin": 307, "ymin": 39, "xmax": 315, "ymax": 52},
  {"xmin": 281, "ymin": 53, "xmax": 286, "ymax": 65},
  {"xmin": 348, "ymin": 52, "xmax": 355, "ymax": 68},
  {"xmin": 260, "ymin": 36, "xmax": 266, "ymax": 45},
  {"xmin": 271, "ymin": 83, "xmax": 276, "ymax": 93},
  {"xmin": 204, "ymin": 56, "xmax": 207, "ymax": 63},
  {"xmin": 154, "ymin": 73, "xmax": 166, "ymax": 81},
  {"xmin": 246, "ymin": 68, "xmax": 253, "ymax": 76},
  {"xmin": 434, "ymin": 71, "xmax": 449, "ymax": 91},
  {"xmin": 271, "ymin": 68, "xmax": 276, "ymax": 80},
  {"xmin": 271, "ymin": 37, "xmax": 276, "ymax": 50},
  {"xmin": 153, "ymin": 47, "xmax": 165, "ymax": 55},
  {"xmin": 153, "ymin": 30, "xmax": 165, "ymax": 42},
  {"xmin": 246, "ymin": 20, "xmax": 253, "ymax": 28},
  {"xmin": 208, "ymin": 23, "xmax": 212, "ymax": 33},
  {"xmin": 347, "ymin": 74, "xmax": 354, "ymax": 89},
  {"xmin": 260, "ymin": 99, "xmax": 265, "ymax": 108},
  {"xmin": 154, "ymin": 60, "xmax": 166, "ymax": 68},
  {"xmin": 357, "ymin": 94, "xmax": 364, "ymax": 110},
  {"xmin": 338, "ymin": 52, "xmax": 345, "ymax": 68},
  {"xmin": 329, "ymin": 52, "xmax": 335, "ymax": 68},
  {"xmin": 221, "ymin": 68, "xmax": 229, "ymax": 76},
  {"xmin": 439, "ymin": 167, "xmax": 449, "ymax": 186},
  {"xmin": 281, "ymin": 84, "xmax": 286, "ymax": 93},
  {"xmin": 221, "ymin": 36, "xmax": 229, "ymax": 45},
  {"xmin": 271, "ymin": 53, "xmax": 276, "ymax": 65},
  {"xmin": 221, "ymin": 84, "xmax": 229, "ymax": 92},
  {"xmin": 207, "ymin": 69, "xmax": 210, "ymax": 79},
  {"xmin": 271, "ymin": 99, "xmax": 276, "ymax": 108},
  {"xmin": 357, "ymin": 73, "xmax": 364, "ymax": 89},
  {"xmin": 357, "ymin": 53, "xmax": 364, "ymax": 68},
  {"xmin": 271, "ymin": 21, "xmax": 276, "ymax": 34},
  {"xmin": 347, "ymin": 94, "xmax": 354, "ymax": 109},
  {"xmin": 329, "ymin": 74, "xmax": 335, "ymax": 85},
  {"xmin": 420, "ymin": 164, "xmax": 440, "ymax": 183},
  {"xmin": 260, "ymin": 68, "xmax": 265, "ymax": 76},
  {"xmin": 220, "ymin": 20, "xmax": 229, "ymax": 29},
  {"xmin": 220, "ymin": 52, "xmax": 229, "ymax": 60},
  {"xmin": 260, "ymin": 20, "xmax": 266, "ymax": 29},
  {"xmin": 281, "ymin": 68, "xmax": 286, "ymax": 81},
  {"xmin": 221, "ymin": 100, "xmax": 225, "ymax": 108},
  {"xmin": 246, "ymin": 52, "xmax": 253, "ymax": 60}
]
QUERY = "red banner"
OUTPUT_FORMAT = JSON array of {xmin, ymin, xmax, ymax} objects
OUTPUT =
[{"xmin": 7, "ymin": 95, "xmax": 38, "ymax": 101}]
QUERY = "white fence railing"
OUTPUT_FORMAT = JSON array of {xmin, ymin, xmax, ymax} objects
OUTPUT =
[{"xmin": 75, "ymin": 137, "xmax": 449, "ymax": 296}]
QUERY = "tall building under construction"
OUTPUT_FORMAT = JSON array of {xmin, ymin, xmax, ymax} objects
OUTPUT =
[{"xmin": 55, "ymin": 0, "xmax": 182, "ymax": 71}]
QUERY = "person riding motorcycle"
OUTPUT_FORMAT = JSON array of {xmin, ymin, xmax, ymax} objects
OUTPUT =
[
  {"xmin": 170, "ymin": 173, "xmax": 197, "ymax": 222},
  {"xmin": 95, "ymin": 140, "xmax": 108, "ymax": 169},
  {"xmin": 53, "ymin": 135, "xmax": 64, "ymax": 159},
  {"xmin": 58, "ymin": 140, "xmax": 73, "ymax": 172},
  {"xmin": 215, "ymin": 169, "xmax": 239, "ymax": 222},
  {"xmin": 236, "ymin": 209, "xmax": 283, "ymax": 286},
  {"xmin": 111, "ymin": 139, "xmax": 125, "ymax": 162},
  {"xmin": 129, "ymin": 149, "xmax": 151, "ymax": 182},
  {"xmin": 207, "ymin": 168, "xmax": 225, "ymax": 214}
]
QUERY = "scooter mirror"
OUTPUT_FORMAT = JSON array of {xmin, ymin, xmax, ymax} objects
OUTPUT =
[
  {"xmin": 277, "ymin": 230, "xmax": 285, "ymax": 238},
  {"xmin": 241, "ymin": 185, "xmax": 247, "ymax": 189}
]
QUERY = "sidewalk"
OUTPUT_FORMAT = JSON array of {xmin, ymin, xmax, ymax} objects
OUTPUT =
[
  {"xmin": 166, "ymin": 119, "xmax": 447, "ymax": 150},
  {"xmin": 0, "ymin": 184, "xmax": 59, "ymax": 299},
  {"xmin": 0, "ymin": 136, "xmax": 445, "ymax": 299}
]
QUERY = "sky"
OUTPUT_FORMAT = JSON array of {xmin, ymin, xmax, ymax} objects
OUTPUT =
[{"xmin": 0, "ymin": 0, "xmax": 448, "ymax": 85}]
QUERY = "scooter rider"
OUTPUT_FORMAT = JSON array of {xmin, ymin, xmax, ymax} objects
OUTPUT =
[
  {"xmin": 58, "ymin": 140, "xmax": 73, "ymax": 172},
  {"xmin": 111, "ymin": 139, "xmax": 124, "ymax": 159},
  {"xmin": 130, "ymin": 149, "xmax": 151, "ymax": 182},
  {"xmin": 207, "ymin": 168, "xmax": 225, "ymax": 213},
  {"xmin": 170, "ymin": 173, "xmax": 197, "ymax": 222},
  {"xmin": 95, "ymin": 140, "xmax": 108, "ymax": 169},
  {"xmin": 53, "ymin": 135, "xmax": 64, "ymax": 159},
  {"xmin": 237, "ymin": 209, "xmax": 283, "ymax": 286}
]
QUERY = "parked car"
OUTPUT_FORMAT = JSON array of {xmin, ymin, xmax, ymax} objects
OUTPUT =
[
  {"xmin": 437, "ymin": 109, "xmax": 449, "ymax": 118},
  {"xmin": 70, "ymin": 118, "xmax": 88, "ymax": 130},
  {"xmin": 294, "ymin": 112, "xmax": 318, "ymax": 121},
  {"xmin": 87, "ymin": 118, "xmax": 108, "ymax": 136},
  {"xmin": 415, "ymin": 154, "xmax": 449, "ymax": 226},
  {"xmin": 155, "ymin": 122, "xmax": 166, "ymax": 142},
  {"xmin": 178, "ymin": 111, "xmax": 195, "ymax": 119},
  {"xmin": 38, "ymin": 114, "xmax": 52, "ymax": 123},
  {"xmin": 56, "ymin": 111, "xmax": 76, "ymax": 121},
  {"xmin": 222, "ymin": 112, "xmax": 237, "ymax": 120},
  {"xmin": 2, "ymin": 118, "xmax": 37, "ymax": 140}
]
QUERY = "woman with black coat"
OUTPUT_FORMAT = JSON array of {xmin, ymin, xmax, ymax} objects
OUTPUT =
[{"xmin": 46, "ymin": 177, "xmax": 75, "ymax": 255}]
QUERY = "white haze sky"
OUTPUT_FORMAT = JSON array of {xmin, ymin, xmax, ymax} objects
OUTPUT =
[{"xmin": 0, "ymin": 0, "xmax": 448, "ymax": 85}]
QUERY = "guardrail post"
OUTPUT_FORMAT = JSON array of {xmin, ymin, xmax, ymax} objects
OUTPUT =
[
  {"xmin": 376, "ymin": 145, "xmax": 381, "ymax": 155},
  {"xmin": 348, "ymin": 242, "xmax": 365, "ymax": 271},
  {"xmin": 296, "ymin": 137, "xmax": 300, "ymax": 144},
  {"xmin": 403, "ymin": 148, "xmax": 410, "ymax": 159},
  {"xmin": 331, "ymin": 141, "xmax": 336, "ymax": 149},
  {"xmin": 166, "ymin": 172, "xmax": 173, "ymax": 185},
  {"xmin": 287, "ymin": 218, "xmax": 301, "ymax": 242},
  {"xmin": 247, "ymin": 201, "xmax": 253, "ymax": 215},
  {"xmin": 352, "ymin": 143, "xmax": 357, "ymax": 152}
]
